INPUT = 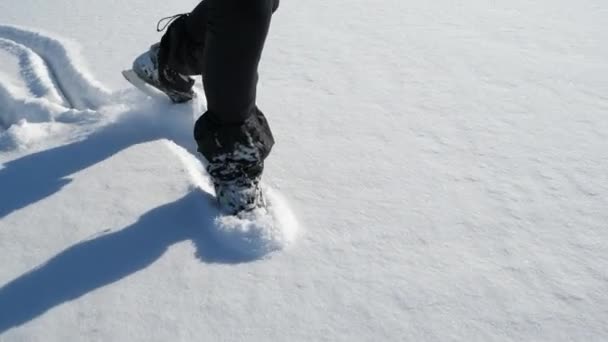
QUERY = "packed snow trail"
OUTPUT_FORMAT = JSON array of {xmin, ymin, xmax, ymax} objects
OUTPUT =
[
  {"xmin": 0, "ymin": 38, "xmax": 66, "ymax": 104},
  {"xmin": 0, "ymin": 25, "xmax": 110, "ymax": 109},
  {"xmin": 0, "ymin": 26, "xmax": 104, "ymax": 140}
]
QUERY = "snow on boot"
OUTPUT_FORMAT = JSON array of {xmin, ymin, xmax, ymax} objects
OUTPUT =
[
  {"xmin": 213, "ymin": 175, "xmax": 267, "ymax": 216},
  {"xmin": 131, "ymin": 43, "xmax": 195, "ymax": 103}
]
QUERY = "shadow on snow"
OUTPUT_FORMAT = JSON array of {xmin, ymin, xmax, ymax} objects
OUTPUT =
[
  {"xmin": 0, "ymin": 98, "xmax": 198, "ymax": 220},
  {"xmin": 0, "ymin": 97, "xmax": 256, "ymax": 334},
  {"xmin": 0, "ymin": 190, "xmax": 253, "ymax": 334}
]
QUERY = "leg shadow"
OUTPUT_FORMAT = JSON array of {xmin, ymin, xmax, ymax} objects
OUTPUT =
[
  {"xmin": 0, "ymin": 99, "xmax": 198, "ymax": 219},
  {"xmin": 0, "ymin": 190, "xmax": 252, "ymax": 335}
]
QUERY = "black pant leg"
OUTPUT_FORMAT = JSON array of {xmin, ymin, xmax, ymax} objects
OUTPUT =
[
  {"xmin": 201, "ymin": 0, "xmax": 275, "ymax": 124},
  {"xmin": 193, "ymin": 0, "xmax": 277, "ymax": 181},
  {"xmin": 161, "ymin": 0, "xmax": 279, "ymax": 80},
  {"xmin": 184, "ymin": 1, "xmax": 208, "ymax": 45},
  {"xmin": 158, "ymin": 0, "xmax": 278, "ymax": 181}
]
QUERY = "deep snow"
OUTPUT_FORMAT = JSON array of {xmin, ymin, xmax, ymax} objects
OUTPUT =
[{"xmin": 1, "ymin": 0, "xmax": 607, "ymax": 341}]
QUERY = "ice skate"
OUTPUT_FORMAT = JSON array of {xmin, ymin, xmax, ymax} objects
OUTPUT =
[{"xmin": 124, "ymin": 43, "xmax": 195, "ymax": 103}]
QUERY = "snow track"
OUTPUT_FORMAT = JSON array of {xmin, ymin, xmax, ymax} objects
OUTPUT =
[
  {"xmin": 0, "ymin": 82, "xmax": 65, "ymax": 128},
  {"xmin": 168, "ymin": 141, "xmax": 300, "ymax": 259},
  {"xmin": 0, "ymin": 38, "xmax": 65, "ymax": 104},
  {"xmin": 0, "ymin": 25, "xmax": 110, "ymax": 146},
  {"xmin": 0, "ymin": 25, "xmax": 110, "ymax": 110}
]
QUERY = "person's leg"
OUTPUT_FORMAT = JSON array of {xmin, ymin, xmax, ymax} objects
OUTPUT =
[
  {"xmin": 138, "ymin": 0, "xmax": 279, "ymax": 213},
  {"xmin": 198, "ymin": 0, "xmax": 276, "ymax": 123},
  {"xmin": 193, "ymin": 0, "xmax": 278, "ymax": 214},
  {"xmin": 134, "ymin": 0, "xmax": 278, "ymax": 104}
]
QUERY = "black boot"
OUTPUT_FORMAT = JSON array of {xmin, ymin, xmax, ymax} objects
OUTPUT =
[{"xmin": 194, "ymin": 108, "xmax": 275, "ymax": 215}]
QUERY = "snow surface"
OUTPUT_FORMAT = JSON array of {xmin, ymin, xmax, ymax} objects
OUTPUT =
[{"xmin": 1, "ymin": 0, "xmax": 608, "ymax": 341}]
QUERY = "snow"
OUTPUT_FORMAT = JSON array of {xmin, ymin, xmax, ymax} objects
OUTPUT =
[{"xmin": 1, "ymin": 0, "xmax": 608, "ymax": 341}]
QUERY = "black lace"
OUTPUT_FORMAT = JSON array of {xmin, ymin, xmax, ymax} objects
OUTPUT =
[{"xmin": 156, "ymin": 13, "xmax": 188, "ymax": 32}]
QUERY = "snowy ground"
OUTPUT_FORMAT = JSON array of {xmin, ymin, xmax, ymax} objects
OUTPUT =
[{"xmin": 1, "ymin": 0, "xmax": 608, "ymax": 341}]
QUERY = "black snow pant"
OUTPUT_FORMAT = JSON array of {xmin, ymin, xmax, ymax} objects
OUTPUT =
[{"xmin": 159, "ymin": 0, "xmax": 279, "ymax": 182}]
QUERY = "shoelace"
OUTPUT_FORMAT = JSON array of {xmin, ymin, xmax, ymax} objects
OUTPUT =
[{"xmin": 156, "ymin": 13, "xmax": 188, "ymax": 32}]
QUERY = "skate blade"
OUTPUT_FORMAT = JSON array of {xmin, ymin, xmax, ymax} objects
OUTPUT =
[{"xmin": 121, "ymin": 69, "xmax": 168, "ymax": 101}]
